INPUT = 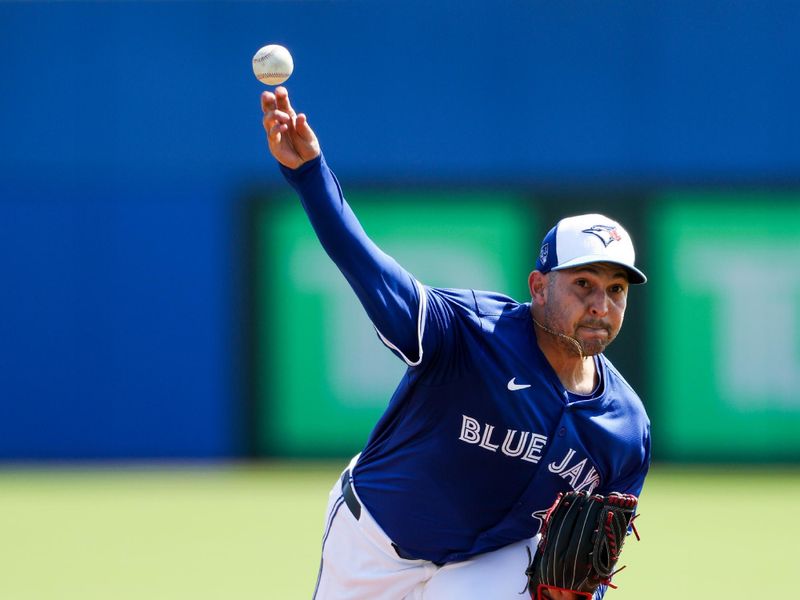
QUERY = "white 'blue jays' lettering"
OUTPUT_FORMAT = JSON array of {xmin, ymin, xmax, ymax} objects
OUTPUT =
[
  {"xmin": 459, "ymin": 415, "xmax": 548, "ymax": 463},
  {"xmin": 548, "ymin": 447, "xmax": 602, "ymax": 494}
]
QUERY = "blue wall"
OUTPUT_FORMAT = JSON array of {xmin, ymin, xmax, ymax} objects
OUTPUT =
[{"xmin": 1, "ymin": 1, "xmax": 798, "ymax": 459}]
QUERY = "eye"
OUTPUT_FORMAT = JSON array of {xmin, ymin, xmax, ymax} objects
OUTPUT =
[
  {"xmin": 610, "ymin": 284, "xmax": 625, "ymax": 294},
  {"xmin": 575, "ymin": 279, "xmax": 589, "ymax": 288}
]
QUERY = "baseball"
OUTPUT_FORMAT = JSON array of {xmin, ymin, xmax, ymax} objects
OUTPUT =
[{"xmin": 252, "ymin": 44, "xmax": 294, "ymax": 86}]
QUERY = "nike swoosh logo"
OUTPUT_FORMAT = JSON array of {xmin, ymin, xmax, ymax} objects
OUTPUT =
[{"xmin": 507, "ymin": 377, "xmax": 531, "ymax": 391}]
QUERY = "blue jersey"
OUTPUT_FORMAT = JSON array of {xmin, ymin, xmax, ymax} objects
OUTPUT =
[{"xmin": 281, "ymin": 155, "xmax": 651, "ymax": 567}]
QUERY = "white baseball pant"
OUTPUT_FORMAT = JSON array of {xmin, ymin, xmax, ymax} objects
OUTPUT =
[{"xmin": 312, "ymin": 457, "xmax": 539, "ymax": 599}]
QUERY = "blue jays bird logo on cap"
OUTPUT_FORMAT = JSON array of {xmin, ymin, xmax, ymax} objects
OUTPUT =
[
  {"xmin": 582, "ymin": 224, "xmax": 622, "ymax": 247},
  {"xmin": 539, "ymin": 242, "xmax": 549, "ymax": 265}
]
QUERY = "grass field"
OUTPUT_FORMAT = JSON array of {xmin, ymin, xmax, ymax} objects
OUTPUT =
[{"xmin": 0, "ymin": 462, "xmax": 797, "ymax": 599}]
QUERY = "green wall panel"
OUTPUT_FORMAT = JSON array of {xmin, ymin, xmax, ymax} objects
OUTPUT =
[{"xmin": 651, "ymin": 195, "xmax": 800, "ymax": 461}]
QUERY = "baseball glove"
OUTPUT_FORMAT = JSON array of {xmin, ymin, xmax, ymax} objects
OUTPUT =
[{"xmin": 525, "ymin": 491, "xmax": 639, "ymax": 599}]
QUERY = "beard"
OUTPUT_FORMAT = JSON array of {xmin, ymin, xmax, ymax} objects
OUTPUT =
[{"xmin": 541, "ymin": 303, "xmax": 617, "ymax": 357}]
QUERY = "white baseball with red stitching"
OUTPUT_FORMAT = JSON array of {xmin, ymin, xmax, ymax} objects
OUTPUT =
[{"xmin": 252, "ymin": 44, "xmax": 294, "ymax": 85}]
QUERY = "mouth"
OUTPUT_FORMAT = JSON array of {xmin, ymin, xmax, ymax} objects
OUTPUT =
[
  {"xmin": 578, "ymin": 325, "xmax": 609, "ymax": 335},
  {"xmin": 577, "ymin": 325, "xmax": 609, "ymax": 337}
]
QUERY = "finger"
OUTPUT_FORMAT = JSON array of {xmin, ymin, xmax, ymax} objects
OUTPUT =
[
  {"xmin": 260, "ymin": 91, "xmax": 276, "ymax": 113},
  {"xmin": 267, "ymin": 109, "xmax": 291, "ymax": 123},
  {"xmin": 275, "ymin": 86, "xmax": 296, "ymax": 117},
  {"xmin": 262, "ymin": 109, "xmax": 291, "ymax": 131},
  {"xmin": 295, "ymin": 113, "xmax": 315, "ymax": 142},
  {"xmin": 267, "ymin": 122, "xmax": 288, "ymax": 144},
  {"xmin": 268, "ymin": 121, "xmax": 288, "ymax": 139}
]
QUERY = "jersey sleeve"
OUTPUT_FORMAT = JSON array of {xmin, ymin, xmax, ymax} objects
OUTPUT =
[{"xmin": 280, "ymin": 154, "xmax": 428, "ymax": 366}]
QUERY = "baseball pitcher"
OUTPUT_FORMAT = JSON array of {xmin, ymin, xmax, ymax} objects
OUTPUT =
[{"xmin": 261, "ymin": 87, "xmax": 650, "ymax": 600}]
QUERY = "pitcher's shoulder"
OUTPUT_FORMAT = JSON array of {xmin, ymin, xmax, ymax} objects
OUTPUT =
[
  {"xmin": 602, "ymin": 357, "xmax": 650, "ymax": 420},
  {"xmin": 424, "ymin": 287, "xmax": 522, "ymax": 317}
]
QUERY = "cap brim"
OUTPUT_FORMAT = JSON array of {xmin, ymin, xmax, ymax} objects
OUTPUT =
[{"xmin": 551, "ymin": 256, "xmax": 647, "ymax": 284}]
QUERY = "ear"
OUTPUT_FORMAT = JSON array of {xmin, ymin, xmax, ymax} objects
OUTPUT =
[{"xmin": 529, "ymin": 271, "xmax": 548, "ymax": 306}]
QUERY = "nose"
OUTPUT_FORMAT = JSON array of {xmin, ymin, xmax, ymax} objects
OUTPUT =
[{"xmin": 587, "ymin": 288, "xmax": 609, "ymax": 317}]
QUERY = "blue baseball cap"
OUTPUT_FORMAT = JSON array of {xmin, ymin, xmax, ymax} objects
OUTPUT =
[{"xmin": 535, "ymin": 214, "xmax": 647, "ymax": 284}]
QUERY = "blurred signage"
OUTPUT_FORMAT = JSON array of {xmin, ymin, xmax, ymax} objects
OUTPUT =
[
  {"xmin": 651, "ymin": 196, "xmax": 800, "ymax": 460},
  {"xmin": 253, "ymin": 190, "xmax": 534, "ymax": 456}
]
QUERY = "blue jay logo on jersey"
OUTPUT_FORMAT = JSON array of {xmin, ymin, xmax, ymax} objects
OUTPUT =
[{"xmin": 582, "ymin": 224, "xmax": 622, "ymax": 247}]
